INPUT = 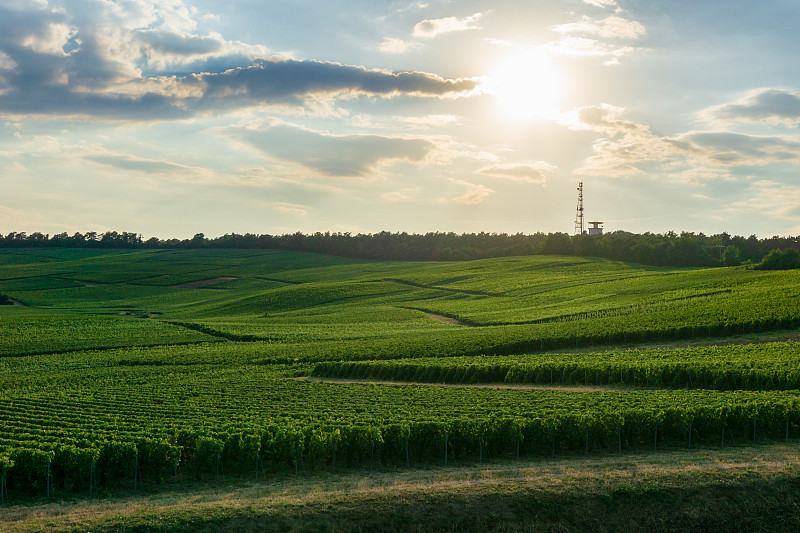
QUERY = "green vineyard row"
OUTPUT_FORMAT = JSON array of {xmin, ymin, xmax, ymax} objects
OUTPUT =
[
  {"xmin": 3, "ymin": 397, "xmax": 800, "ymax": 498},
  {"xmin": 3, "ymin": 355, "xmax": 800, "ymax": 497},
  {"xmin": 312, "ymin": 341, "xmax": 800, "ymax": 390}
]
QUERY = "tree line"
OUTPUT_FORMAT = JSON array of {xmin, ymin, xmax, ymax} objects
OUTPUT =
[{"xmin": 2, "ymin": 229, "xmax": 799, "ymax": 268}]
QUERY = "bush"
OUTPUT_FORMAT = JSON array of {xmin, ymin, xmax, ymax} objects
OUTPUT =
[{"xmin": 755, "ymin": 249, "xmax": 800, "ymax": 270}]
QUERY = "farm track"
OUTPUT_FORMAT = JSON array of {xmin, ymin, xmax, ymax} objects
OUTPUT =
[
  {"xmin": 382, "ymin": 278, "xmax": 503, "ymax": 297},
  {"xmin": 424, "ymin": 312, "xmax": 470, "ymax": 326},
  {"xmin": 172, "ymin": 276, "xmax": 237, "ymax": 289},
  {"xmin": 4, "ymin": 443, "xmax": 800, "ymax": 533},
  {"xmin": 296, "ymin": 376, "xmax": 615, "ymax": 392}
]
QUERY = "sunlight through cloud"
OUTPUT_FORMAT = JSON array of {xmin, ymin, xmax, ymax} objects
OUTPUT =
[{"xmin": 481, "ymin": 52, "xmax": 565, "ymax": 121}]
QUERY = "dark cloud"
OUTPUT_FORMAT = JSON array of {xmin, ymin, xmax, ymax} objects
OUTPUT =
[
  {"xmin": 708, "ymin": 89, "xmax": 800, "ymax": 127},
  {"xmin": 0, "ymin": 5, "xmax": 476, "ymax": 120},
  {"xmin": 228, "ymin": 121, "xmax": 433, "ymax": 177},
  {"xmin": 137, "ymin": 30, "xmax": 224, "ymax": 57},
  {"xmin": 192, "ymin": 59, "xmax": 476, "ymax": 108},
  {"xmin": 678, "ymin": 131, "xmax": 800, "ymax": 165}
]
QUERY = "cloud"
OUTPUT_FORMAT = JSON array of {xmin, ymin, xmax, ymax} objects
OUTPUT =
[
  {"xmin": 544, "ymin": 15, "xmax": 644, "ymax": 64},
  {"xmin": 135, "ymin": 29, "xmax": 270, "ymax": 70},
  {"xmin": 674, "ymin": 131, "xmax": 800, "ymax": 166},
  {"xmin": 705, "ymin": 89, "xmax": 800, "ymax": 127},
  {"xmin": 225, "ymin": 120, "xmax": 434, "ymax": 177},
  {"xmin": 0, "ymin": 3, "xmax": 477, "ymax": 120},
  {"xmin": 273, "ymin": 202, "xmax": 307, "ymax": 216},
  {"xmin": 560, "ymin": 104, "xmax": 651, "ymax": 136},
  {"xmin": 413, "ymin": 13, "xmax": 482, "ymax": 39},
  {"xmin": 193, "ymin": 60, "xmax": 476, "ymax": 104},
  {"xmin": 21, "ymin": 21, "xmax": 79, "ymax": 56},
  {"xmin": 583, "ymin": 0, "xmax": 618, "ymax": 7},
  {"xmin": 563, "ymin": 104, "xmax": 800, "ymax": 178},
  {"xmin": 552, "ymin": 16, "xmax": 645, "ymax": 40},
  {"xmin": 732, "ymin": 181, "xmax": 800, "ymax": 220},
  {"xmin": 447, "ymin": 178, "xmax": 493, "ymax": 205},
  {"xmin": 0, "ymin": 51, "xmax": 17, "ymax": 71},
  {"xmin": 84, "ymin": 153, "xmax": 203, "ymax": 175},
  {"xmin": 542, "ymin": 38, "xmax": 634, "ymax": 65},
  {"xmin": 379, "ymin": 37, "xmax": 419, "ymax": 54},
  {"xmin": 478, "ymin": 162, "xmax": 555, "ymax": 184},
  {"xmin": 382, "ymin": 191, "xmax": 414, "ymax": 202}
]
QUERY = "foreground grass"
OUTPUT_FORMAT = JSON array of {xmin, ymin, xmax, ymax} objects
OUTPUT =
[{"xmin": 5, "ymin": 443, "xmax": 800, "ymax": 532}]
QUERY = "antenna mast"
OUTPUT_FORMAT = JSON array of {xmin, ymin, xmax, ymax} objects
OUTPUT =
[{"xmin": 574, "ymin": 180, "xmax": 584, "ymax": 235}]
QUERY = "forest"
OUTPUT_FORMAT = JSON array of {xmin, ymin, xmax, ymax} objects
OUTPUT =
[{"xmin": 2, "ymin": 229, "xmax": 800, "ymax": 268}]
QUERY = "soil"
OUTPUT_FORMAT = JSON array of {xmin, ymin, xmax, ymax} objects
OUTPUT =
[{"xmin": 425, "ymin": 312, "xmax": 470, "ymax": 326}]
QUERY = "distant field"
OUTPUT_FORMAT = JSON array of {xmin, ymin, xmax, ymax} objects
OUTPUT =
[{"xmin": 2, "ymin": 247, "xmax": 800, "ymax": 523}]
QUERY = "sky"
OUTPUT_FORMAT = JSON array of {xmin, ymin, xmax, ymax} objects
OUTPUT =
[{"xmin": 1, "ymin": 0, "xmax": 800, "ymax": 239}]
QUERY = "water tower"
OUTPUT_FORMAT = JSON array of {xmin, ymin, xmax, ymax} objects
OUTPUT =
[{"xmin": 588, "ymin": 221, "xmax": 603, "ymax": 236}]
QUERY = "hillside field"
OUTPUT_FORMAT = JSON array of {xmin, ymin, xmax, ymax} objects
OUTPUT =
[{"xmin": 2, "ymin": 248, "xmax": 800, "ymax": 531}]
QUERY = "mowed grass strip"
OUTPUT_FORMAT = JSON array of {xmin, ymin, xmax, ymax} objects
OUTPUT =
[{"xmin": 3, "ymin": 443, "xmax": 800, "ymax": 533}]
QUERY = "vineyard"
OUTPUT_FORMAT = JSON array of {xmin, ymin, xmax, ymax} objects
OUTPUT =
[
  {"xmin": 2, "ymin": 248, "xmax": 800, "ymax": 503},
  {"xmin": 312, "ymin": 342, "xmax": 800, "ymax": 391}
]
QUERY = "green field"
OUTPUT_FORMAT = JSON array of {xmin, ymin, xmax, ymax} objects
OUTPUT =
[{"xmin": 2, "ymin": 248, "xmax": 800, "ymax": 531}]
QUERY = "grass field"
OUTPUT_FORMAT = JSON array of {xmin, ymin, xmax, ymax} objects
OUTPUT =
[{"xmin": 2, "ymin": 248, "xmax": 800, "ymax": 531}]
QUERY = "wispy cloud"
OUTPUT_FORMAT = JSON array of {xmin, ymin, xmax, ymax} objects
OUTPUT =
[
  {"xmin": 382, "ymin": 191, "xmax": 414, "ymax": 202},
  {"xmin": 379, "ymin": 37, "xmax": 420, "ymax": 54},
  {"xmin": 582, "ymin": 0, "xmax": 618, "ymax": 8},
  {"xmin": 732, "ymin": 181, "xmax": 800, "ymax": 220},
  {"xmin": 552, "ymin": 16, "xmax": 644, "ymax": 40},
  {"xmin": 224, "ymin": 119, "xmax": 434, "ymax": 178},
  {"xmin": 478, "ymin": 162, "xmax": 555, "ymax": 185},
  {"xmin": 273, "ymin": 201, "xmax": 308, "ymax": 216},
  {"xmin": 84, "ymin": 153, "xmax": 204, "ymax": 175},
  {"xmin": 447, "ymin": 178, "xmax": 493, "ymax": 205},
  {"xmin": 545, "ymin": 14, "xmax": 644, "ymax": 64},
  {"xmin": 562, "ymin": 104, "xmax": 800, "ymax": 178}
]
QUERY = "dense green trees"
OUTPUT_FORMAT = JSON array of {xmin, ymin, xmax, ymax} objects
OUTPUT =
[
  {"xmin": 3, "ymin": 229, "xmax": 800, "ymax": 267},
  {"xmin": 756, "ymin": 248, "xmax": 800, "ymax": 270}
]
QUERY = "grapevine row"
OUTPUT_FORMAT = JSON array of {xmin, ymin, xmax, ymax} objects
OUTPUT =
[{"xmin": 3, "ymin": 399, "xmax": 800, "ymax": 498}]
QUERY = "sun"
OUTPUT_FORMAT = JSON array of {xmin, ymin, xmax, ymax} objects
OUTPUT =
[{"xmin": 482, "ymin": 52, "xmax": 564, "ymax": 121}]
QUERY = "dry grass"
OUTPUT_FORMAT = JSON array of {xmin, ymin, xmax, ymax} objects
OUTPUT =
[{"xmin": 4, "ymin": 443, "xmax": 800, "ymax": 532}]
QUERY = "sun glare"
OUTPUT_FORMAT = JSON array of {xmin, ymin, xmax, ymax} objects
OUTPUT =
[{"xmin": 483, "ymin": 52, "xmax": 564, "ymax": 121}]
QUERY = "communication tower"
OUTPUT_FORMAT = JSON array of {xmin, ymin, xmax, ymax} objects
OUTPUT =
[{"xmin": 574, "ymin": 180, "xmax": 584, "ymax": 235}]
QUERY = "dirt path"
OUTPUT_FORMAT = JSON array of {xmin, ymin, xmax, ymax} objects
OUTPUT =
[
  {"xmin": 425, "ymin": 312, "xmax": 470, "ymax": 326},
  {"xmin": 72, "ymin": 279, "xmax": 103, "ymax": 287},
  {"xmin": 296, "ymin": 376, "xmax": 610, "ymax": 392},
  {"xmin": 173, "ymin": 276, "xmax": 237, "ymax": 289}
]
